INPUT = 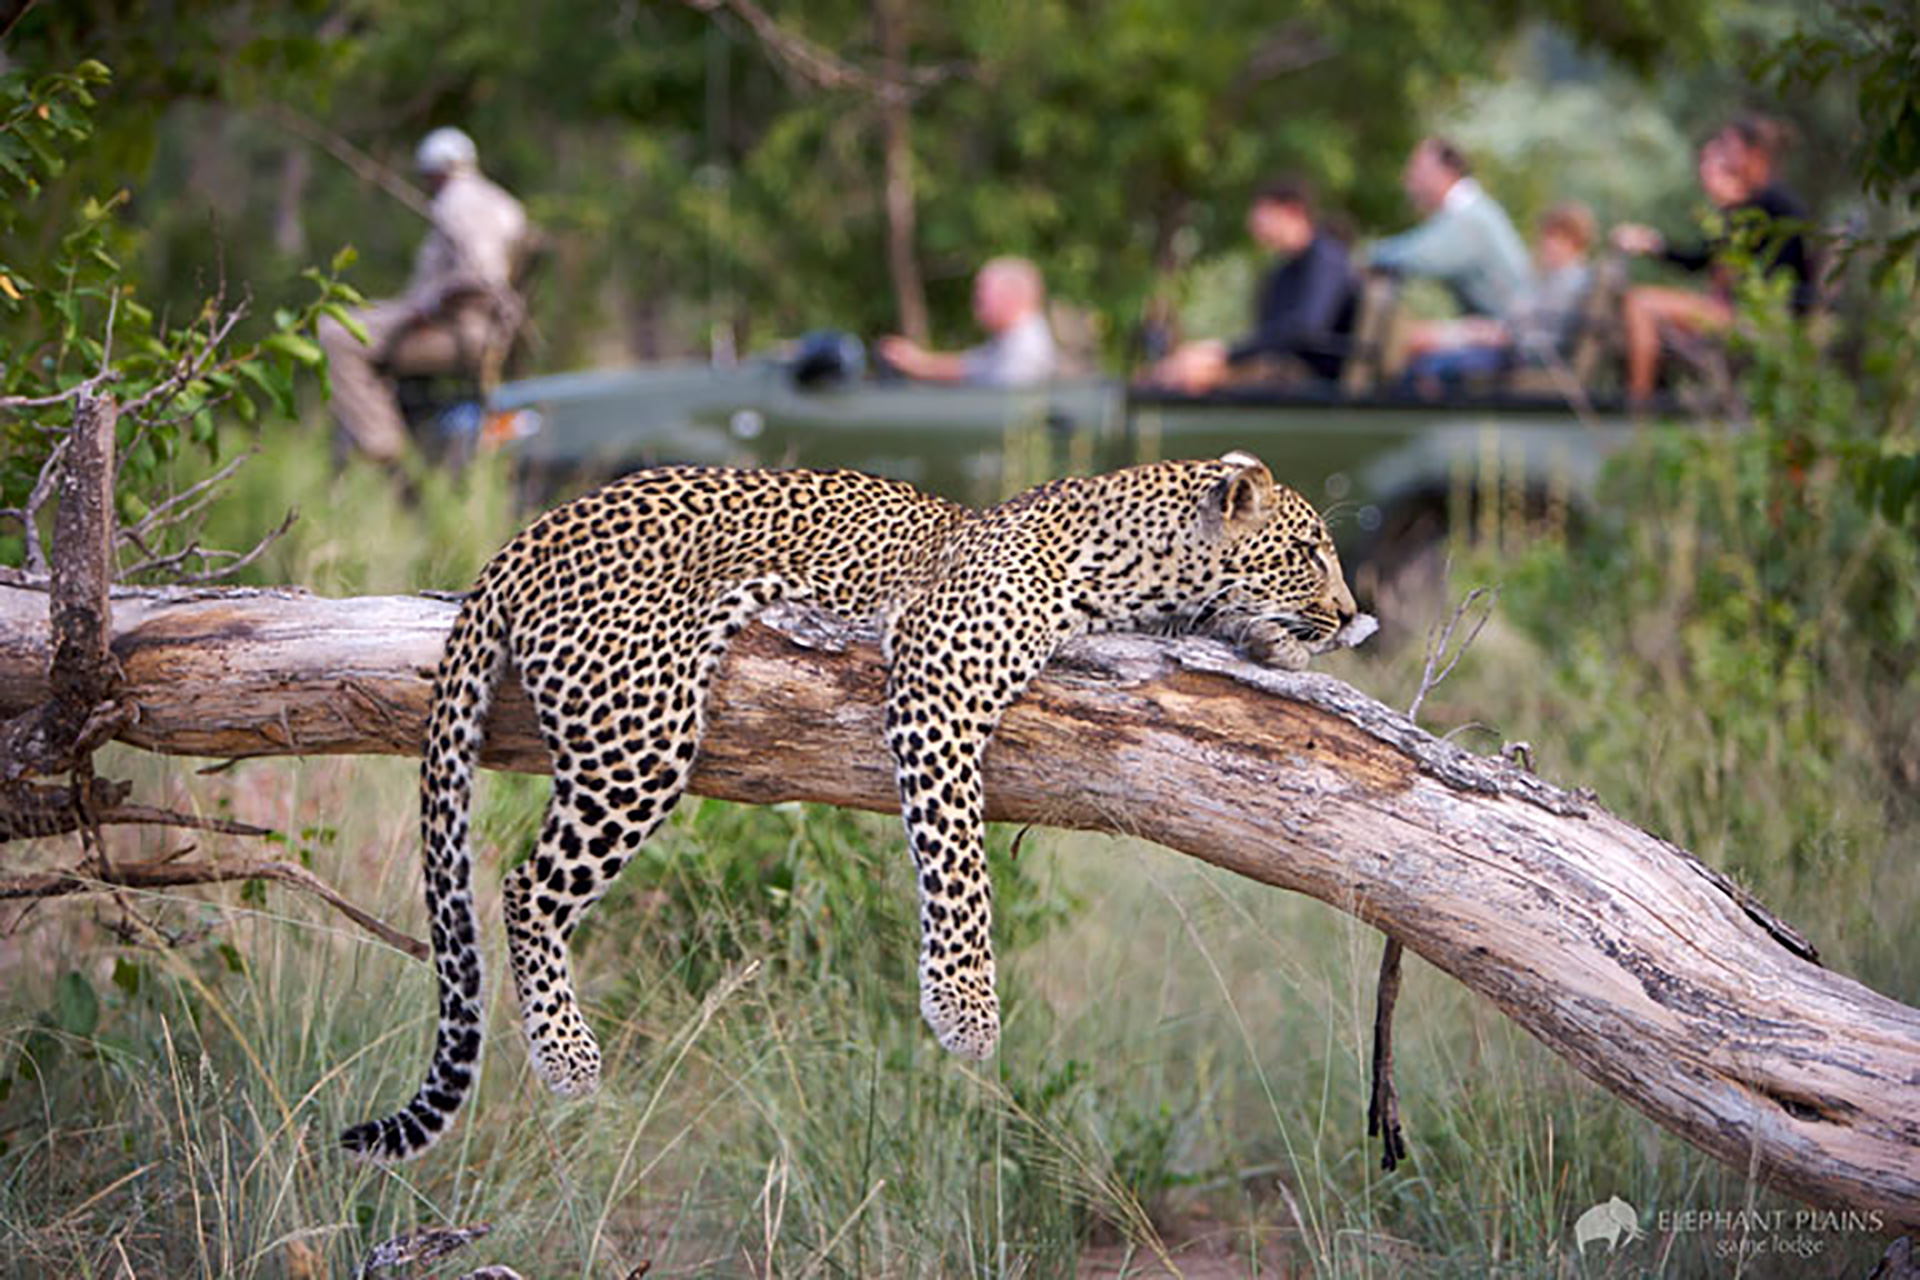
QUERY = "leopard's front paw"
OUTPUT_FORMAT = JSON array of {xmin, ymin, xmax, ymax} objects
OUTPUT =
[
  {"xmin": 1242, "ymin": 624, "xmax": 1312, "ymax": 671},
  {"xmin": 525, "ymin": 1009, "xmax": 603, "ymax": 1097},
  {"xmin": 919, "ymin": 968, "xmax": 1001, "ymax": 1060}
]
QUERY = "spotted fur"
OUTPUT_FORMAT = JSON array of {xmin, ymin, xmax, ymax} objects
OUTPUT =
[{"xmin": 340, "ymin": 453, "xmax": 1367, "ymax": 1159}]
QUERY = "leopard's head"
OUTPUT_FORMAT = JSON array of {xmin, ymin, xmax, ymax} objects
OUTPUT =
[{"xmin": 1194, "ymin": 451, "xmax": 1375, "ymax": 658}]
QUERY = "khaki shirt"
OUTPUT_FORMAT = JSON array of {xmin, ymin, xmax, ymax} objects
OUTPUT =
[{"xmin": 405, "ymin": 169, "xmax": 528, "ymax": 317}]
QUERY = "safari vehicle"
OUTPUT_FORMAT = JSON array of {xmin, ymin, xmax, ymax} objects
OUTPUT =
[{"xmin": 482, "ymin": 337, "xmax": 1644, "ymax": 606}]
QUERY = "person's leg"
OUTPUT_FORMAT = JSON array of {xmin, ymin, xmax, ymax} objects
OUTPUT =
[
  {"xmin": 318, "ymin": 299, "xmax": 420, "ymax": 464},
  {"xmin": 1622, "ymin": 286, "xmax": 1732, "ymax": 400}
]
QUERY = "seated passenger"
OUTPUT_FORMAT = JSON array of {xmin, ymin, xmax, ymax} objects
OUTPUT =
[
  {"xmin": 1149, "ymin": 177, "xmax": 1356, "ymax": 392},
  {"xmin": 1611, "ymin": 125, "xmax": 1813, "ymax": 401},
  {"xmin": 1402, "ymin": 201, "xmax": 1596, "ymax": 393},
  {"xmin": 877, "ymin": 257, "xmax": 1058, "ymax": 387},
  {"xmin": 1369, "ymin": 137, "xmax": 1533, "ymax": 323}
]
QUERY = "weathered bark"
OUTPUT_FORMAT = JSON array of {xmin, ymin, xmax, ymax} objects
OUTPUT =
[{"xmin": 0, "ymin": 583, "xmax": 1916, "ymax": 1228}]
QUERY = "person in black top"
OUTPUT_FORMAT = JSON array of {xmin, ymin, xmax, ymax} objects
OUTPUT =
[
  {"xmin": 1612, "ymin": 124, "xmax": 1815, "ymax": 400},
  {"xmin": 1150, "ymin": 177, "xmax": 1355, "ymax": 391}
]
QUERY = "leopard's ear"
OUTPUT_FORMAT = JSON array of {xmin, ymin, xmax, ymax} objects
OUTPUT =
[{"xmin": 1214, "ymin": 450, "xmax": 1277, "ymax": 533}]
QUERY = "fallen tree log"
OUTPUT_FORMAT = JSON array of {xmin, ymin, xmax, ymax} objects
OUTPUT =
[{"xmin": 2, "ymin": 582, "xmax": 1916, "ymax": 1228}]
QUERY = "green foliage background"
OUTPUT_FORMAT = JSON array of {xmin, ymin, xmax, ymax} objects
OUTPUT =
[{"xmin": 0, "ymin": 0, "xmax": 1757, "ymax": 368}]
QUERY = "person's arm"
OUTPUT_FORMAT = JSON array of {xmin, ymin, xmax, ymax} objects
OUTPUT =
[
  {"xmin": 1226, "ymin": 240, "xmax": 1352, "ymax": 365},
  {"xmin": 1368, "ymin": 211, "xmax": 1475, "ymax": 280},
  {"xmin": 1660, "ymin": 239, "xmax": 1714, "ymax": 273},
  {"xmin": 876, "ymin": 336, "xmax": 970, "ymax": 382},
  {"xmin": 1613, "ymin": 221, "xmax": 1710, "ymax": 273}
]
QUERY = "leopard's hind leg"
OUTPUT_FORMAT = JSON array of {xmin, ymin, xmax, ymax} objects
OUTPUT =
[{"xmin": 507, "ymin": 582, "xmax": 781, "ymax": 1095}]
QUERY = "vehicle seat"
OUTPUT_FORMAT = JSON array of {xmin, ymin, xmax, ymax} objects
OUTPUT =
[
  {"xmin": 1503, "ymin": 251, "xmax": 1627, "ymax": 398},
  {"xmin": 1340, "ymin": 271, "xmax": 1404, "ymax": 396}
]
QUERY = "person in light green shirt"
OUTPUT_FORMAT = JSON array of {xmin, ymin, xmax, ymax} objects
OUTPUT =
[{"xmin": 1369, "ymin": 137, "xmax": 1533, "ymax": 323}]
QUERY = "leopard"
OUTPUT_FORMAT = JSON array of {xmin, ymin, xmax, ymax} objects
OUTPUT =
[{"xmin": 339, "ymin": 450, "xmax": 1375, "ymax": 1160}]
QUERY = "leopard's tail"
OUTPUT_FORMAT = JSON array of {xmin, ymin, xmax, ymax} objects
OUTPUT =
[{"xmin": 340, "ymin": 581, "xmax": 510, "ymax": 1160}]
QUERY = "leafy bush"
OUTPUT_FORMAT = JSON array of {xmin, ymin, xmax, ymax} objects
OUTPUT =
[
  {"xmin": 1486, "ymin": 263, "xmax": 1920, "ymax": 985},
  {"xmin": 0, "ymin": 58, "xmax": 353, "ymax": 578}
]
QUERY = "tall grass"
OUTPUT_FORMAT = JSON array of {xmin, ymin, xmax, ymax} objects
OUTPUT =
[{"xmin": 2, "ymin": 402, "xmax": 1913, "ymax": 1276}]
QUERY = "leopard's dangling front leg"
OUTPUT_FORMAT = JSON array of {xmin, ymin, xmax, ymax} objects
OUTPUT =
[
  {"xmin": 884, "ymin": 660, "xmax": 1001, "ymax": 1058},
  {"xmin": 883, "ymin": 582, "xmax": 1079, "ymax": 1060}
]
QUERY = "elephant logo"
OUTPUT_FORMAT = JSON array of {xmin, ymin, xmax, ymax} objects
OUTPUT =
[{"xmin": 1574, "ymin": 1196, "xmax": 1644, "ymax": 1255}]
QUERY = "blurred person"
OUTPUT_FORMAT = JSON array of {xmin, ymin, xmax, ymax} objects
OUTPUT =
[
  {"xmin": 877, "ymin": 257, "xmax": 1057, "ymax": 387},
  {"xmin": 1369, "ymin": 137, "xmax": 1533, "ymax": 322},
  {"xmin": 1401, "ymin": 200, "xmax": 1596, "ymax": 393},
  {"xmin": 1611, "ymin": 131, "xmax": 1813, "ymax": 401},
  {"xmin": 319, "ymin": 126, "xmax": 529, "ymax": 462},
  {"xmin": 1720, "ymin": 112, "xmax": 1792, "ymax": 191},
  {"xmin": 1150, "ymin": 176, "xmax": 1355, "ymax": 393}
]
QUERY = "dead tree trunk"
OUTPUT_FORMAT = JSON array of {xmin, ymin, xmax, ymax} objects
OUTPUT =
[
  {"xmin": 1, "ymin": 583, "xmax": 1916, "ymax": 1228},
  {"xmin": 0, "ymin": 393, "xmax": 121, "ymax": 781}
]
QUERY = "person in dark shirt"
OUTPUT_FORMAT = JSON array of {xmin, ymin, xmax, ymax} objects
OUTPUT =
[
  {"xmin": 1150, "ymin": 177, "xmax": 1355, "ymax": 391},
  {"xmin": 1612, "ymin": 124, "xmax": 1815, "ymax": 401}
]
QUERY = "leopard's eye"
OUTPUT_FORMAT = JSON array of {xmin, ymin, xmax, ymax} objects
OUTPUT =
[{"xmin": 1293, "ymin": 536, "xmax": 1330, "ymax": 577}]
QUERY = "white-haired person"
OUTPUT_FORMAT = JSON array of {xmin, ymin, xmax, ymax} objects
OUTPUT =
[
  {"xmin": 877, "ymin": 256, "xmax": 1058, "ymax": 387},
  {"xmin": 319, "ymin": 126, "xmax": 528, "ymax": 463}
]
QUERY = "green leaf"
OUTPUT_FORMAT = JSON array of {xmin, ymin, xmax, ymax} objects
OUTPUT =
[
  {"xmin": 319, "ymin": 302, "xmax": 368, "ymax": 346},
  {"xmin": 217, "ymin": 941, "xmax": 246, "ymax": 975},
  {"xmin": 111, "ymin": 958, "xmax": 144, "ymax": 998},
  {"xmin": 263, "ymin": 331, "xmax": 325, "ymax": 368},
  {"xmin": 330, "ymin": 244, "xmax": 359, "ymax": 274},
  {"xmin": 236, "ymin": 358, "xmax": 297, "ymax": 420},
  {"xmin": 53, "ymin": 971, "xmax": 99, "ymax": 1037}
]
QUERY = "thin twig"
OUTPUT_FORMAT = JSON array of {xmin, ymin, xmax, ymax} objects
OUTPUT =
[
  {"xmin": 1407, "ymin": 582, "xmax": 1500, "ymax": 723},
  {"xmin": 254, "ymin": 102, "xmax": 434, "ymax": 221},
  {"xmin": 0, "ymin": 0, "xmax": 43, "ymax": 43},
  {"xmin": 16, "ymin": 434, "xmax": 68, "ymax": 576},
  {"xmin": 117, "ymin": 303, "xmax": 248, "ymax": 420},
  {"xmin": 119, "ymin": 448, "xmax": 261, "ymax": 546},
  {"xmin": 682, "ymin": 0, "xmax": 961, "ymax": 102},
  {"xmin": 122, "ymin": 508, "xmax": 295, "ymax": 585},
  {"xmin": 0, "ymin": 368, "xmax": 120, "ymax": 413},
  {"xmin": 0, "ymin": 857, "xmax": 428, "ymax": 961}
]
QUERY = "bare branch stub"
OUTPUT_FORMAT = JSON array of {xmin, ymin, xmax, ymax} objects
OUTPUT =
[{"xmin": 1367, "ymin": 936, "xmax": 1409, "ymax": 1171}]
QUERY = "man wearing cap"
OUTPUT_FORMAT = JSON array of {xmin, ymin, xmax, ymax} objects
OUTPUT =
[{"xmin": 319, "ymin": 127, "xmax": 528, "ymax": 463}]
